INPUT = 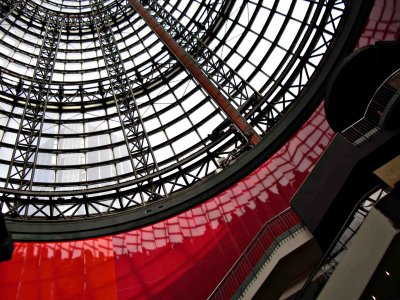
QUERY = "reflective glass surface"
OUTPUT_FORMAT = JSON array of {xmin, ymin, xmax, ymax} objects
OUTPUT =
[{"xmin": 0, "ymin": 0, "xmax": 347, "ymax": 222}]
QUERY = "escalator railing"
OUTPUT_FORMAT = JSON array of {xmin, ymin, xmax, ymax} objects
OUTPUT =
[
  {"xmin": 295, "ymin": 186, "xmax": 386, "ymax": 299},
  {"xmin": 208, "ymin": 208, "xmax": 303, "ymax": 300}
]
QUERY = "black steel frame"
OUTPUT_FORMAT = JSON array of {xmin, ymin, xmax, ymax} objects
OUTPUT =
[{"xmin": 0, "ymin": 0, "xmax": 373, "ymax": 240}]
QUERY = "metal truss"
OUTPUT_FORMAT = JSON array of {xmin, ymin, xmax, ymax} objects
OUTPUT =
[
  {"xmin": 90, "ymin": 0, "xmax": 156, "ymax": 175},
  {"xmin": 5, "ymin": 16, "xmax": 64, "ymax": 191},
  {"xmin": 139, "ymin": 0, "xmax": 283, "ymax": 135},
  {"xmin": 89, "ymin": 0, "xmax": 165, "ymax": 205},
  {"xmin": 131, "ymin": 0, "xmax": 261, "ymax": 145},
  {"xmin": 130, "ymin": 1, "xmax": 230, "ymax": 87},
  {"xmin": 0, "ymin": 0, "xmax": 369, "ymax": 236},
  {"xmin": 252, "ymin": 0, "xmax": 348, "ymax": 129},
  {"xmin": 0, "ymin": 0, "xmax": 226, "ymax": 106},
  {"xmin": 0, "ymin": 0, "xmax": 21, "ymax": 25},
  {"xmin": 136, "ymin": 0, "xmax": 348, "ymax": 136},
  {"xmin": 246, "ymin": 0, "xmax": 349, "ymax": 134}
]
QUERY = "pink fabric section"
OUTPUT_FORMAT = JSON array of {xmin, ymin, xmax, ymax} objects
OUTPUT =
[
  {"xmin": 0, "ymin": 237, "xmax": 118, "ymax": 300},
  {"xmin": 357, "ymin": 0, "xmax": 400, "ymax": 47}
]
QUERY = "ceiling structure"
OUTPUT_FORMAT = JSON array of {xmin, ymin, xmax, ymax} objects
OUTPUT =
[{"xmin": 0, "ymin": 0, "xmax": 350, "ymax": 239}]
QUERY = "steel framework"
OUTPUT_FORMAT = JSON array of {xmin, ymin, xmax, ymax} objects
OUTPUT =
[
  {"xmin": 130, "ymin": 0, "xmax": 262, "ymax": 146},
  {"xmin": 6, "ymin": 17, "xmax": 64, "ymax": 191},
  {"xmin": 133, "ymin": 0, "xmax": 283, "ymax": 136},
  {"xmin": 0, "ymin": 0, "xmax": 367, "ymax": 239},
  {"xmin": 90, "ymin": 0, "xmax": 161, "ymax": 205}
]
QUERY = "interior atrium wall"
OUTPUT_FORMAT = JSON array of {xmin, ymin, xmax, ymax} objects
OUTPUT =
[{"xmin": 0, "ymin": 0, "xmax": 399, "ymax": 299}]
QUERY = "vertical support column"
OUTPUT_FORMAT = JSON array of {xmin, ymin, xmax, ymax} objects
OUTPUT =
[
  {"xmin": 129, "ymin": 0, "xmax": 261, "ymax": 146},
  {"xmin": 5, "ymin": 16, "xmax": 64, "ymax": 191},
  {"xmin": 90, "ymin": 0, "xmax": 163, "ymax": 204}
]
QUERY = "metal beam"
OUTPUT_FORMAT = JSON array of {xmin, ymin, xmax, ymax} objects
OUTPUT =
[
  {"xmin": 0, "ymin": 0, "xmax": 21, "ymax": 26},
  {"xmin": 5, "ymin": 16, "xmax": 64, "ymax": 191},
  {"xmin": 90, "ymin": 0, "xmax": 165, "ymax": 205},
  {"xmin": 129, "ymin": 0, "xmax": 261, "ymax": 146}
]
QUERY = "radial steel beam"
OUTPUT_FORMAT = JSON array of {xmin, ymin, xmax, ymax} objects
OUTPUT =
[
  {"xmin": 129, "ymin": 0, "xmax": 261, "ymax": 146},
  {"xmin": 5, "ymin": 16, "xmax": 64, "ymax": 191},
  {"xmin": 135, "ymin": 0, "xmax": 283, "ymax": 136},
  {"xmin": 90, "ymin": 0, "xmax": 165, "ymax": 205}
]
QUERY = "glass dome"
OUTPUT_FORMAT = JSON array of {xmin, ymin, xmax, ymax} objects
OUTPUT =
[{"xmin": 0, "ymin": 0, "xmax": 348, "ymax": 237}]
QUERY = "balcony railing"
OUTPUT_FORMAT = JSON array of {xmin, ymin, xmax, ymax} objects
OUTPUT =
[{"xmin": 208, "ymin": 208, "xmax": 303, "ymax": 300}]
